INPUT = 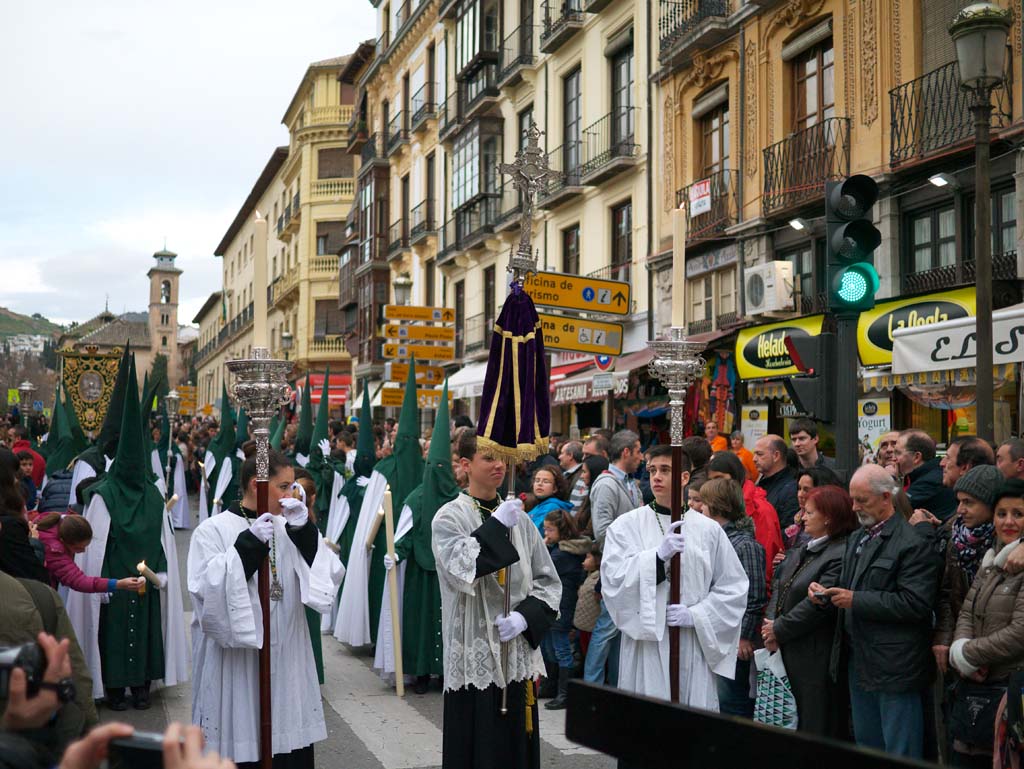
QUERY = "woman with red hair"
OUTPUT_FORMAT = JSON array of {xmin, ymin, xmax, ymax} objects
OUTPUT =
[{"xmin": 761, "ymin": 485, "xmax": 858, "ymax": 739}]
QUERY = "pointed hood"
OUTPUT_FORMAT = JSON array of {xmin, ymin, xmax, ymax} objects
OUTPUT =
[
  {"xmin": 309, "ymin": 367, "xmax": 342, "ymax": 520},
  {"xmin": 353, "ymin": 386, "xmax": 375, "ymax": 478},
  {"xmin": 63, "ymin": 386, "xmax": 88, "ymax": 457},
  {"xmin": 390, "ymin": 356, "xmax": 424, "ymax": 513},
  {"xmin": 235, "ymin": 407, "xmax": 249, "ymax": 451},
  {"xmin": 311, "ymin": 367, "xmax": 332, "ymax": 452},
  {"xmin": 404, "ymin": 378, "xmax": 458, "ymax": 571},
  {"xmin": 268, "ymin": 412, "xmax": 281, "ymax": 449},
  {"xmin": 293, "ymin": 376, "xmax": 314, "ymax": 457},
  {"xmin": 97, "ymin": 342, "xmax": 132, "ymax": 453},
  {"xmin": 207, "ymin": 382, "xmax": 236, "ymax": 464},
  {"xmin": 45, "ymin": 383, "xmax": 77, "ymax": 472},
  {"xmin": 270, "ymin": 412, "xmax": 286, "ymax": 450}
]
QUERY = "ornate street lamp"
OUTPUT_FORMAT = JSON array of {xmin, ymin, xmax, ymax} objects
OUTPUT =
[
  {"xmin": 17, "ymin": 380, "xmax": 36, "ymax": 427},
  {"xmin": 950, "ymin": 2, "xmax": 1012, "ymax": 442},
  {"xmin": 280, "ymin": 330, "xmax": 294, "ymax": 361},
  {"xmin": 393, "ymin": 272, "xmax": 414, "ymax": 306}
]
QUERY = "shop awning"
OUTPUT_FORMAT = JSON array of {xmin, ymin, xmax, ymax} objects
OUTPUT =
[
  {"xmin": 295, "ymin": 373, "xmax": 351, "ymax": 406},
  {"xmin": 613, "ymin": 348, "xmax": 655, "ymax": 372},
  {"xmin": 551, "ymin": 370, "xmax": 629, "ymax": 406},
  {"xmin": 862, "ymin": 363, "xmax": 1017, "ymax": 391},
  {"xmin": 892, "ymin": 303, "xmax": 1024, "ymax": 374},
  {"xmin": 447, "ymin": 361, "xmax": 489, "ymax": 400},
  {"xmin": 747, "ymin": 380, "xmax": 788, "ymax": 400},
  {"xmin": 550, "ymin": 360, "xmax": 593, "ymax": 382}
]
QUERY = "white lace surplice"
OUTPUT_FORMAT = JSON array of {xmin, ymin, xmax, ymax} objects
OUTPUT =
[{"xmin": 431, "ymin": 494, "xmax": 561, "ymax": 692}]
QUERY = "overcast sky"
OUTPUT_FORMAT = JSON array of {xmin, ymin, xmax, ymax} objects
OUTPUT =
[{"xmin": 0, "ymin": 1, "xmax": 375, "ymax": 327}]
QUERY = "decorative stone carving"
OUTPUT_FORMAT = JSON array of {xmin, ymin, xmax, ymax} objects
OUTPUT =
[
  {"xmin": 664, "ymin": 93, "xmax": 675, "ymax": 212},
  {"xmin": 891, "ymin": 0, "xmax": 902, "ymax": 86},
  {"xmin": 745, "ymin": 39, "xmax": 758, "ymax": 177},
  {"xmin": 861, "ymin": 0, "xmax": 877, "ymax": 126}
]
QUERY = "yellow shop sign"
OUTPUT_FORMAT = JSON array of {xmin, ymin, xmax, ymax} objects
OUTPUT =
[
  {"xmin": 735, "ymin": 315, "xmax": 825, "ymax": 380},
  {"xmin": 857, "ymin": 288, "xmax": 975, "ymax": 366}
]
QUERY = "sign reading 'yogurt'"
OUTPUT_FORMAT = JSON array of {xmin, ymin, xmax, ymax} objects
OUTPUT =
[{"xmin": 735, "ymin": 315, "xmax": 825, "ymax": 380}]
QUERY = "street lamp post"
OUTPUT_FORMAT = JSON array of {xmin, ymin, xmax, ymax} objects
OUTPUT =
[
  {"xmin": 17, "ymin": 380, "xmax": 36, "ymax": 428},
  {"xmin": 950, "ymin": 2, "xmax": 1012, "ymax": 443},
  {"xmin": 393, "ymin": 272, "xmax": 413, "ymax": 306},
  {"xmin": 280, "ymin": 331, "xmax": 294, "ymax": 361}
]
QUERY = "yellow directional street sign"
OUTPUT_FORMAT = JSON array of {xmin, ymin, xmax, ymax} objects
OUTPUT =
[
  {"xmin": 383, "ymin": 305, "xmax": 456, "ymax": 323},
  {"xmin": 524, "ymin": 271, "xmax": 631, "ymax": 316},
  {"xmin": 383, "ymin": 324, "xmax": 457, "ymax": 342},
  {"xmin": 387, "ymin": 362, "xmax": 448, "ymax": 385},
  {"xmin": 381, "ymin": 387, "xmax": 454, "ymax": 408},
  {"xmin": 537, "ymin": 312, "xmax": 624, "ymax": 356},
  {"xmin": 382, "ymin": 342, "xmax": 456, "ymax": 361}
]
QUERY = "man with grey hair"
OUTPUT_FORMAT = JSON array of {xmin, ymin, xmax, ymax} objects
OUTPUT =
[
  {"xmin": 584, "ymin": 429, "xmax": 642, "ymax": 687},
  {"xmin": 754, "ymin": 434, "xmax": 799, "ymax": 529},
  {"xmin": 558, "ymin": 440, "xmax": 586, "ymax": 513},
  {"xmin": 810, "ymin": 464, "xmax": 939, "ymax": 759}
]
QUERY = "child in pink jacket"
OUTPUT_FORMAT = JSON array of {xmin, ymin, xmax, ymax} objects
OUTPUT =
[{"xmin": 35, "ymin": 513, "xmax": 145, "ymax": 594}]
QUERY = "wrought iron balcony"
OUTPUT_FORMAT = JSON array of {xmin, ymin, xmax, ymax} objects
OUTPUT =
[
  {"xmin": 658, "ymin": 0, "xmax": 731, "ymax": 62},
  {"xmin": 437, "ymin": 217, "xmax": 458, "ymax": 264},
  {"xmin": 456, "ymin": 196, "xmax": 500, "ymax": 250},
  {"xmin": 438, "ymin": 94, "xmax": 462, "ymax": 142},
  {"xmin": 498, "ymin": 22, "xmax": 534, "ymax": 88},
  {"xmin": 346, "ymin": 116, "xmax": 368, "ymax": 155},
  {"xmin": 464, "ymin": 313, "xmax": 492, "ymax": 357},
  {"xmin": 687, "ymin": 318, "xmax": 712, "ymax": 336},
  {"xmin": 798, "ymin": 292, "xmax": 828, "ymax": 315},
  {"xmin": 386, "ymin": 112, "xmax": 409, "ymax": 155},
  {"xmin": 461, "ymin": 64, "xmax": 500, "ymax": 120},
  {"xmin": 540, "ymin": 0, "xmax": 585, "ymax": 54},
  {"xmin": 410, "ymin": 84, "xmax": 435, "ymax": 133},
  {"xmin": 762, "ymin": 117, "xmax": 850, "ymax": 217},
  {"xmin": 581, "ymin": 108, "xmax": 638, "ymax": 184},
  {"xmin": 387, "ymin": 218, "xmax": 409, "ymax": 257},
  {"xmin": 890, "ymin": 60, "xmax": 1012, "ymax": 168},
  {"xmin": 676, "ymin": 169, "xmax": 739, "ymax": 244},
  {"xmin": 903, "ymin": 251, "xmax": 1019, "ymax": 295},
  {"xmin": 716, "ymin": 311, "xmax": 739, "ymax": 328},
  {"xmin": 359, "ymin": 132, "xmax": 388, "ymax": 173},
  {"xmin": 538, "ymin": 141, "xmax": 585, "ymax": 210},
  {"xmin": 409, "ymin": 200, "xmax": 436, "ymax": 244},
  {"xmin": 588, "ymin": 261, "xmax": 632, "ymax": 287}
]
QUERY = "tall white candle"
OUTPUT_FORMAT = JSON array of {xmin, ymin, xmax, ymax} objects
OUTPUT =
[{"xmin": 253, "ymin": 212, "xmax": 269, "ymax": 348}]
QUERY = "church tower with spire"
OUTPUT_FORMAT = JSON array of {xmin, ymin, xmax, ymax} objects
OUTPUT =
[{"xmin": 148, "ymin": 247, "xmax": 182, "ymax": 384}]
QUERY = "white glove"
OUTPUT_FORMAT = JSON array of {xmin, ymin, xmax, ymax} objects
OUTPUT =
[
  {"xmin": 249, "ymin": 512, "xmax": 275, "ymax": 544},
  {"xmin": 494, "ymin": 611, "xmax": 528, "ymax": 642},
  {"xmin": 291, "ymin": 481, "xmax": 307, "ymax": 504},
  {"xmin": 154, "ymin": 572, "xmax": 169, "ymax": 591},
  {"xmin": 383, "ymin": 553, "xmax": 399, "ymax": 571},
  {"xmin": 279, "ymin": 496, "xmax": 309, "ymax": 528},
  {"xmin": 356, "ymin": 475, "xmax": 370, "ymax": 487},
  {"xmin": 296, "ymin": 453, "xmax": 309, "ymax": 468},
  {"xmin": 319, "ymin": 438, "xmax": 331, "ymax": 457},
  {"xmin": 493, "ymin": 499, "xmax": 523, "ymax": 529},
  {"xmin": 666, "ymin": 604, "xmax": 694, "ymax": 628},
  {"xmin": 656, "ymin": 519, "xmax": 686, "ymax": 562}
]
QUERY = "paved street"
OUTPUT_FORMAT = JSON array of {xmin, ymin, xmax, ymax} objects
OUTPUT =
[{"xmin": 98, "ymin": 522, "xmax": 614, "ymax": 769}]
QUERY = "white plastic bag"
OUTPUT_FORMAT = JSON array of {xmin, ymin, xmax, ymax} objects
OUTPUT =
[{"xmin": 753, "ymin": 648, "xmax": 798, "ymax": 730}]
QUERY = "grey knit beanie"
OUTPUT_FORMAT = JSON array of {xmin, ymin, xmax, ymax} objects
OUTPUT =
[{"xmin": 954, "ymin": 464, "xmax": 1003, "ymax": 508}]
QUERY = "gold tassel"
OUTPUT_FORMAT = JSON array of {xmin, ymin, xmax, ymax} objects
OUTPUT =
[
  {"xmin": 525, "ymin": 679, "xmax": 535, "ymax": 735},
  {"xmin": 497, "ymin": 567, "xmax": 506, "ymax": 587}
]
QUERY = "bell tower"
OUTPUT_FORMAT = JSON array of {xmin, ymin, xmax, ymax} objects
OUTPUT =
[{"xmin": 148, "ymin": 247, "xmax": 183, "ymax": 385}]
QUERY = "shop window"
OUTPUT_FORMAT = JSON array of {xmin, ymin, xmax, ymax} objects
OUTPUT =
[
  {"xmin": 563, "ymin": 225, "xmax": 580, "ymax": 275},
  {"xmin": 908, "ymin": 205, "xmax": 956, "ymax": 272},
  {"xmin": 793, "ymin": 39, "xmax": 834, "ymax": 131}
]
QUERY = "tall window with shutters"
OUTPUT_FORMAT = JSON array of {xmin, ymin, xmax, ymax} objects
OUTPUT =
[
  {"xmin": 314, "ymin": 299, "xmax": 345, "ymax": 339},
  {"xmin": 611, "ymin": 201, "xmax": 632, "ymax": 284},
  {"xmin": 563, "ymin": 225, "xmax": 580, "ymax": 275},
  {"xmin": 793, "ymin": 39, "xmax": 835, "ymax": 131}
]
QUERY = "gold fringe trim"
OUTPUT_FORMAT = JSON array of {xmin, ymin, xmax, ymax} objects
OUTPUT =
[
  {"xmin": 525, "ymin": 679, "xmax": 536, "ymax": 735},
  {"xmin": 491, "ymin": 319, "xmax": 543, "ymax": 342},
  {"xmin": 475, "ymin": 435, "xmax": 550, "ymax": 463}
]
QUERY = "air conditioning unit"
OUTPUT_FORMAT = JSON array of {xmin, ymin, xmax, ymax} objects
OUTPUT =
[{"xmin": 744, "ymin": 261, "xmax": 794, "ymax": 315}]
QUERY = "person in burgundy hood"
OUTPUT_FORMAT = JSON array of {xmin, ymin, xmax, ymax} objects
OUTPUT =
[
  {"xmin": 35, "ymin": 512, "xmax": 145, "ymax": 595},
  {"xmin": 10, "ymin": 425, "xmax": 45, "ymax": 488},
  {"xmin": 707, "ymin": 451, "xmax": 785, "ymax": 586}
]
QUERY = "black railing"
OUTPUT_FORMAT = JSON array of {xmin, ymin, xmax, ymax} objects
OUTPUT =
[
  {"xmin": 799, "ymin": 292, "xmax": 828, "ymax": 315},
  {"xmin": 659, "ymin": 0, "xmax": 729, "ymax": 53},
  {"xmin": 386, "ymin": 112, "xmax": 408, "ymax": 154},
  {"xmin": 387, "ymin": 218, "xmax": 408, "ymax": 255},
  {"xmin": 903, "ymin": 251, "xmax": 1018, "ymax": 295},
  {"xmin": 540, "ymin": 141, "xmax": 583, "ymax": 198},
  {"xmin": 890, "ymin": 60, "xmax": 1012, "ymax": 166},
  {"xmin": 588, "ymin": 262, "xmax": 631, "ymax": 286},
  {"xmin": 541, "ymin": 0, "xmax": 585, "ymax": 48},
  {"xmin": 360, "ymin": 132, "xmax": 385, "ymax": 166},
  {"xmin": 762, "ymin": 117, "xmax": 850, "ymax": 216},
  {"xmin": 456, "ymin": 196, "xmax": 500, "ymax": 246},
  {"xmin": 410, "ymin": 200, "xmax": 435, "ymax": 239},
  {"xmin": 464, "ymin": 313, "xmax": 492, "ymax": 355},
  {"xmin": 216, "ymin": 303, "xmax": 255, "ymax": 346},
  {"xmin": 438, "ymin": 217, "xmax": 458, "ymax": 259},
  {"xmin": 687, "ymin": 318, "xmax": 712, "ymax": 335},
  {"xmin": 499, "ymin": 22, "xmax": 534, "ymax": 82},
  {"xmin": 438, "ymin": 94, "xmax": 461, "ymax": 138},
  {"xmin": 676, "ymin": 169, "xmax": 739, "ymax": 243},
  {"xmin": 410, "ymin": 84, "xmax": 435, "ymax": 130},
  {"xmin": 581, "ymin": 108, "xmax": 638, "ymax": 178},
  {"xmin": 462, "ymin": 64, "xmax": 499, "ymax": 116},
  {"xmin": 716, "ymin": 311, "xmax": 739, "ymax": 327}
]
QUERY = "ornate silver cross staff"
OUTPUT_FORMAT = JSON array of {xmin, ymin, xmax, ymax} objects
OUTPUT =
[
  {"xmin": 647, "ymin": 327, "xmax": 705, "ymax": 704},
  {"xmin": 499, "ymin": 122, "xmax": 559, "ymax": 283}
]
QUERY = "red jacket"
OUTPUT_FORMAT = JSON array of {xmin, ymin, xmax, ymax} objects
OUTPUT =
[
  {"xmin": 38, "ymin": 524, "xmax": 112, "ymax": 594},
  {"xmin": 11, "ymin": 440, "xmax": 45, "ymax": 487},
  {"xmin": 742, "ymin": 480, "xmax": 783, "ymax": 587}
]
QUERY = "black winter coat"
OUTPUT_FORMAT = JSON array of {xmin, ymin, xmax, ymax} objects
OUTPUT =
[
  {"xmin": 906, "ymin": 458, "xmax": 957, "ymax": 521},
  {"xmin": 829, "ymin": 513, "xmax": 940, "ymax": 693},
  {"xmin": 548, "ymin": 540, "xmax": 587, "ymax": 631}
]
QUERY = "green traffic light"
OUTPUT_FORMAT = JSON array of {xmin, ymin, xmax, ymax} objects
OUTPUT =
[
  {"xmin": 838, "ymin": 272, "xmax": 869, "ymax": 302},
  {"xmin": 831, "ymin": 262, "xmax": 880, "ymax": 308}
]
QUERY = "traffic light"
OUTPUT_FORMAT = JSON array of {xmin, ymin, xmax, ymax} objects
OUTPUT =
[
  {"xmin": 782, "ymin": 332, "xmax": 835, "ymax": 422},
  {"xmin": 826, "ymin": 175, "xmax": 881, "ymax": 313}
]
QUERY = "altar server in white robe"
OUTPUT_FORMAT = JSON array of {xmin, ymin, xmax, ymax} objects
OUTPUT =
[
  {"xmin": 187, "ymin": 448, "xmax": 344, "ymax": 769},
  {"xmin": 601, "ymin": 445, "xmax": 749, "ymax": 711}
]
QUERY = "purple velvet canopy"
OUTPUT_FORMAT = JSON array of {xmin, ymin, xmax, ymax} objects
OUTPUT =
[{"xmin": 476, "ymin": 283, "xmax": 550, "ymax": 462}]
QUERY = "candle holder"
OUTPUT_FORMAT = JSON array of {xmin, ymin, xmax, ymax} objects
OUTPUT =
[
  {"xmin": 226, "ymin": 347, "xmax": 292, "ymax": 479},
  {"xmin": 647, "ymin": 327, "xmax": 706, "ymax": 447}
]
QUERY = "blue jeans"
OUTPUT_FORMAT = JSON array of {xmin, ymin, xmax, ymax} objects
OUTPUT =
[
  {"xmin": 715, "ymin": 657, "xmax": 754, "ymax": 718},
  {"xmin": 583, "ymin": 602, "xmax": 620, "ymax": 686},
  {"xmin": 849, "ymin": 666, "xmax": 924, "ymax": 759},
  {"xmin": 542, "ymin": 628, "xmax": 574, "ymax": 668}
]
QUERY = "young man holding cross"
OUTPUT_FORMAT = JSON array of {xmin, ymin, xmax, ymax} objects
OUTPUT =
[
  {"xmin": 600, "ymin": 446, "xmax": 748, "ymax": 711},
  {"xmin": 431, "ymin": 431, "xmax": 561, "ymax": 769},
  {"xmin": 187, "ymin": 449, "xmax": 344, "ymax": 768}
]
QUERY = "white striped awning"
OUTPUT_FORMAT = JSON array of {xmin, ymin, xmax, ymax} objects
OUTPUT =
[{"xmin": 861, "ymin": 363, "xmax": 1017, "ymax": 391}]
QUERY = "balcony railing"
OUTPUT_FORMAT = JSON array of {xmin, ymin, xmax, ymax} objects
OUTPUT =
[
  {"xmin": 890, "ymin": 60, "xmax": 1012, "ymax": 167},
  {"xmin": 461, "ymin": 64, "xmax": 499, "ymax": 118},
  {"xmin": 216, "ymin": 302, "xmax": 255, "ymax": 346},
  {"xmin": 311, "ymin": 255, "xmax": 337, "ymax": 276},
  {"xmin": 540, "ymin": 0, "xmax": 585, "ymax": 53},
  {"xmin": 386, "ymin": 112, "xmax": 409, "ymax": 155},
  {"xmin": 437, "ymin": 217, "xmax": 458, "ymax": 262},
  {"xmin": 659, "ymin": 0, "xmax": 729, "ymax": 54},
  {"xmin": 309, "ymin": 335, "xmax": 348, "ymax": 357},
  {"xmin": 438, "ymin": 93, "xmax": 461, "ymax": 140},
  {"xmin": 798, "ymin": 292, "xmax": 828, "ymax": 315},
  {"xmin": 410, "ymin": 83, "xmax": 435, "ymax": 131},
  {"xmin": 676, "ymin": 169, "xmax": 739, "ymax": 243},
  {"xmin": 762, "ymin": 117, "xmax": 850, "ymax": 217},
  {"xmin": 539, "ymin": 141, "xmax": 584, "ymax": 208},
  {"xmin": 588, "ymin": 262, "xmax": 632, "ymax": 286},
  {"xmin": 581, "ymin": 108, "xmax": 638, "ymax": 183},
  {"xmin": 311, "ymin": 178, "xmax": 355, "ymax": 201},
  {"xmin": 687, "ymin": 318, "xmax": 712, "ymax": 336},
  {"xmin": 498, "ymin": 22, "xmax": 534, "ymax": 86},
  {"xmin": 410, "ymin": 200, "xmax": 436, "ymax": 242},
  {"xmin": 495, "ymin": 182, "xmax": 523, "ymax": 230},
  {"xmin": 360, "ymin": 132, "xmax": 386, "ymax": 168},
  {"xmin": 903, "ymin": 251, "xmax": 1019, "ymax": 295},
  {"xmin": 456, "ymin": 196, "xmax": 500, "ymax": 249},
  {"xmin": 387, "ymin": 218, "xmax": 409, "ymax": 256},
  {"xmin": 464, "ymin": 313, "xmax": 493, "ymax": 356}
]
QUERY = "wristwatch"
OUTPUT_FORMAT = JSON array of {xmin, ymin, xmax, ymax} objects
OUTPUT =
[{"xmin": 39, "ymin": 678, "xmax": 77, "ymax": 704}]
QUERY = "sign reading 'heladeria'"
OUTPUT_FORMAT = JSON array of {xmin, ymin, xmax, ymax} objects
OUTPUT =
[{"xmin": 735, "ymin": 315, "xmax": 825, "ymax": 380}]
